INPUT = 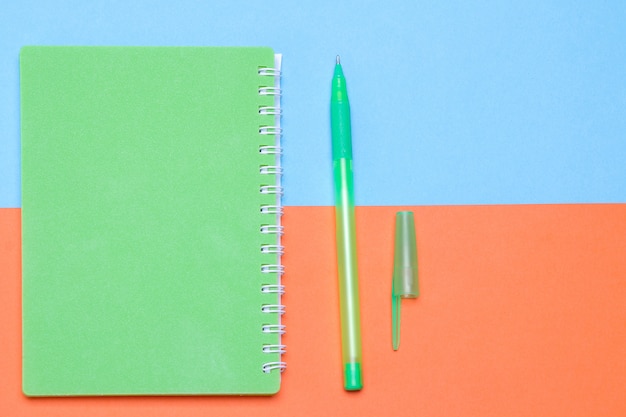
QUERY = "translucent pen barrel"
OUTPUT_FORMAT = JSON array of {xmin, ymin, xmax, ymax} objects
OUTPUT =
[
  {"xmin": 333, "ymin": 157, "xmax": 363, "ymax": 390},
  {"xmin": 331, "ymin": 59, "xmax": 363, "ymax": 391}
]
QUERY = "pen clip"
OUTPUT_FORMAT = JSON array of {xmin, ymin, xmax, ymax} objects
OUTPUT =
[{"xmin": 392, "ymin": 281, "xmax": 402, "ymax": 350}]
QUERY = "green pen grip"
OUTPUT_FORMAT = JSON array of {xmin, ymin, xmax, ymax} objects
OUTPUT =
[{"xmin": 331, "ymin": 63, "xmax": 352, "ymax": 160}]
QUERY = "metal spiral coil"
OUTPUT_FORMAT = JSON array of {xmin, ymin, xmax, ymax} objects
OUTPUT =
[
  {"xmin": 261, "ymin": 284, "xmax": 285, "ymax": 295},
  {"xmin": 262, "ymin": 361, "xmax": 287, "ymax": 373},
  {"xmin": 260, "ymin": 204, "xmax": 284, "ymax": 215},
  {"xmin": 261, "ymin": 244, "xmax": 285, "ymax": 255},
  {"xmin": 259, "ymin": 145, "xmax": 283, "ymax": 155},
  {"xmin": 261, "ymin": 304, "xmax": 286, "ymax": 315},
  {"xmin": 259, "ymin": 60, "xmax": 285, "ymax": 374},
  {"xmin": 262, "ymin": 344, "xmax": 287, "ymax": 354},
  {"xmin": 260, "ymin": 165, "xmax": 283, "ymax": 175}
]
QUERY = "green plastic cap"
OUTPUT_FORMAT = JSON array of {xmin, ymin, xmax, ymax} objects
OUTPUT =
[
  {"xmin": 392, "ymin": 211, "xmax": 419, "ymax": 350},
  {"xmin": 393, "ymin": 211, "xmax": 419, "ymax": 298}
]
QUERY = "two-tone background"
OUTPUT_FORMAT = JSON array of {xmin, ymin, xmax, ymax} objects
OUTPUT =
[{"xmin": 2, "ymin": 1, "xmax": 625, "ymax": 416}]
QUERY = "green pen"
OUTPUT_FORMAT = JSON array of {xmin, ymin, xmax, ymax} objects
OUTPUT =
[{"xmin": 331, "ymin": 56, "xmax": 363, "ymax": 391}]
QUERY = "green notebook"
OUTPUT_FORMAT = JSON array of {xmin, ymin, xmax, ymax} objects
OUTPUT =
[{"xmin": 21, "ymin": 46, "xmax": 284, "ymax": 396}]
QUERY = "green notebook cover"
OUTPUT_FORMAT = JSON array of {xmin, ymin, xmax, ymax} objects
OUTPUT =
[{"xmin": 21, "ymin": 46, "xmax": 283, "ymax": 396}]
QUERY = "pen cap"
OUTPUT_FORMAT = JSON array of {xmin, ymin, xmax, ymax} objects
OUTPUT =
[{"xmin": 393, "ymin": 211, "xmax": 419, "ymax": 298}]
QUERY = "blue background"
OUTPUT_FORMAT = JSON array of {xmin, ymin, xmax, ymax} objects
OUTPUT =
[{"xmin": 2, "ymin": 0, "xmax": 625, "ymax": 207}]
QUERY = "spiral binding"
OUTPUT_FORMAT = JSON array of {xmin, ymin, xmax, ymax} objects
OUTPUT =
[
  {"xmin": 259, "ymin": 145, "xmax": 282, "ymax": 155},
  {"xmin": 262, "ymin": 324, "xmax": 286, "ymax": 334},
  {"xmin": 261, "ymin": 304, "xmax": 286, "ymax": 314},
  {"xmin": 260, "ymin": 224, "xmax": 284, "ymax": 235},
  {"xmin": 261, "ymin": 284, "xmax": 285, "ymax": 294},
  {"xmin": 258, "ymin": 86, "xmax": 281, "ymax": 96},
  {"xmin": 261, "ymin": 244, "xmax": 284, "ymax": 255},
  {"xmin": 259, "ymin": 126, "xmax": 283, "ymax": 136},
  {"xmin": 261, "ymin": 264, "xmax": 285, "ymax": 274},
  {"xmin": 260, "ymin": 204, "xmax": 283, "ymax": 215},
  {"xmin": 258, "ymin": 55, "xmax": 286, "ymax": 374},
  {"xmin": 259, "ymin": 106, "xmax": 282, "ymax": 115},
  {"xmin": 260, "ymin": 185, "xmax": 284, "ymax": 195},
  {"xmin": 259, "ymin": 165, "xmax": 283, "ymax": 175},
  {"xmin": 262, "ymin": 344, "xmax": 287, "ymax": 354}
]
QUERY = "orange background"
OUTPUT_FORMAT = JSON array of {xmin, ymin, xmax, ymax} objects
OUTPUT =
[{"xmin": 2, "ymin": 205, "xmax": 625, "ymax": 416}]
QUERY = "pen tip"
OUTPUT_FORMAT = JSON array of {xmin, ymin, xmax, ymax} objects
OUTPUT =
[{"xmin": 336, "ymin": 55, "xmax": 341, "ymax": 65}]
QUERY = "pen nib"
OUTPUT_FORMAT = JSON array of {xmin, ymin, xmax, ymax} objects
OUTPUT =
[{"xmin": 336, "ymin": 55, "xmax": 341, "ymax": 65}]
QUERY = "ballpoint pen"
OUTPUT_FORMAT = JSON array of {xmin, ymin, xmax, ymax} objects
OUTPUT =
[{"xmin": 331, "ymin": 56, "xmax": 363, "ymax": 391}]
